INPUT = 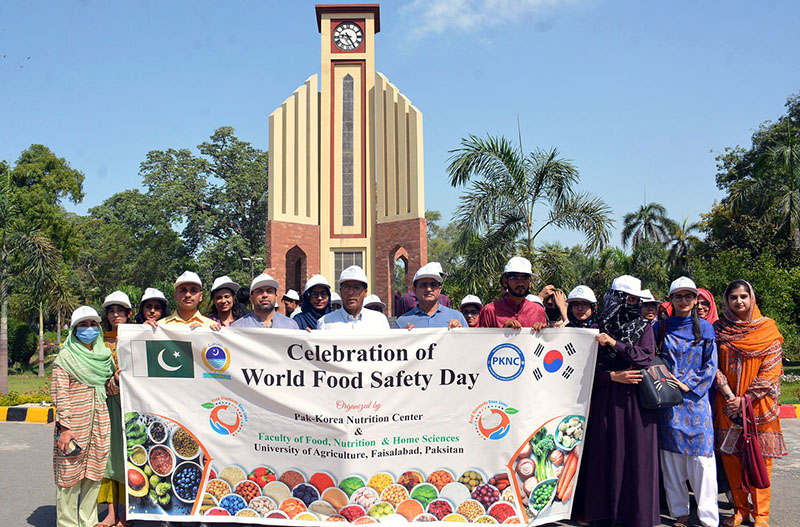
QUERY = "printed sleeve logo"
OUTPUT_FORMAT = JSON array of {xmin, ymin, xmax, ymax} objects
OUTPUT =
[
  {"xmin": 470, "ymin": 400, "xmax": 517, "ymax": 440},
  {"xmin": 487, "ymin": 343, "xmax": 525, "ymax": 381},
  {"xmin": 203, "ymin": 397, "xmax": 247, "ymax": 437},
  {"xmin": 201, "ymin": 344, "xmax": 232, "ymax": 380}
]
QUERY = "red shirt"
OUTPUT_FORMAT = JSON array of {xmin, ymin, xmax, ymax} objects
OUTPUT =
[{"xmin": 478, "ymin": 295, "xmax": 546, "ymax": 328}]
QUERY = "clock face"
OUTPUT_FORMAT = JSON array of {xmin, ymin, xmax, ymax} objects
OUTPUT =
[{"xmin": 333, "ymin": 21, "xmax": 363, "ymax": 51}]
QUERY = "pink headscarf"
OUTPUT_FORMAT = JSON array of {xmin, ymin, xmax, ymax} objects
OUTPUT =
[{"xmin": 696, "ymin": 288, "xmax": 718, "ymax": 324}]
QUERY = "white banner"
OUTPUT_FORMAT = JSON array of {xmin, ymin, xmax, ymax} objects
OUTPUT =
[{"xmin": 117, "ymin": 325, "xmax": 598, "ymax": 525}]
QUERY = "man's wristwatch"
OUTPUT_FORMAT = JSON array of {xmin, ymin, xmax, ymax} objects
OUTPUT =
[{"xmin": 724, "ymin": 393, "xmax": 735, "ymax": 401}]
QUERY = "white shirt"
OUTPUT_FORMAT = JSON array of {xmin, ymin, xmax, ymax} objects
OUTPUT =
[{"xmin": 316, "ymin": 306, "xmax": 390, "ymax": 331}]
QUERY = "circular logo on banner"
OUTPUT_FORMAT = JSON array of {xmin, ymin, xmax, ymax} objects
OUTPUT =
[
  {"xmin": 202, "ymin": 345, "xmax": 230, "ymax": 373},
  {"xmin": 543, "ymin": 350, "xmax": 564, "ymax": 373},
  {"xmin": 206, "ymin": 397, "xmax": 247, "ymax": 437},
  {"xmin": 486, "ymin": 343, "xmax": 525, "ymax": 381}
]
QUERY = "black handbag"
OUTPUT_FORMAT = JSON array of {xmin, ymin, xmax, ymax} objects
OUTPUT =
[
  {"xmin": 637, "ymin": 355, "xmax": 684, "ymax": 409},
  {"xmin": 637, "ymin": 321, "xmax": 684, "ymax": 410}
]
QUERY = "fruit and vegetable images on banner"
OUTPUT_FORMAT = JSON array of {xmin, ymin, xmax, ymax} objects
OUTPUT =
[{"xmin": 117, "ymin": 326, "xmax": 598, "ymax": 525}]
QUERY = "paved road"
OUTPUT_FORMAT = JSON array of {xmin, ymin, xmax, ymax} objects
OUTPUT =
[{"xmin": 2, "ymin": 419, "xmax": 798, "ymax": 526}]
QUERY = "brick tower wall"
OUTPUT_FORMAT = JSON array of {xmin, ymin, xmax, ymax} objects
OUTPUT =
[
  {"xmin": 264, "ymin": 220, "xmax": 321, "ymax": 295},
  {"xmin": 375, "ymin": 217, "xmax": 427, "ymax": 316}
]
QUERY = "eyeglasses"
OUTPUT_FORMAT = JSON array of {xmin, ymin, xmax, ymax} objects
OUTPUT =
[
  {"xmin": 507, "ymin": 273, "xmax": 531, "ymax": 282},
  {"xmin": 309, "ymin": 290, "xmax": 330, "ymax": 299},
  {"xmin": 340, "ymin": 283, "xmax": 366, "ymax": 293},
  {"xmin": 671, "ymin": 293, "xmax": 697, "ymax": 302},
  {"xmin": 416, "ymin": 281, "xmax": 441, "ymax": 290}
]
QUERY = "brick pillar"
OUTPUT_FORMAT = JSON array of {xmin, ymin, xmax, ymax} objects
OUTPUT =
[
  {"xmin": 375, "ymin": 217, "xmax": 428, "ymax": 316},
  {"xmin": 264, "ymin": 220, "xmax": 321, "ymax": 294}
]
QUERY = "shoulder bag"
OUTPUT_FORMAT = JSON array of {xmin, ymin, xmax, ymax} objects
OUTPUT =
[
  {"xmin": 637, "ymin": 321, "xmax": 684, "ymax": 410},
  {"xmin": 736, "ymin": 394, "xmax": 770, "ymax": 491}
]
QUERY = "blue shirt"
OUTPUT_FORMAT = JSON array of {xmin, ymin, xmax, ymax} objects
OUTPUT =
[
  {"xmin": 231, "ymin": 312, "xmax": 299, "ymax": 329},
  {"xmin": 394, "ymin": 304, "xmax": 468, "ymax": 329}
]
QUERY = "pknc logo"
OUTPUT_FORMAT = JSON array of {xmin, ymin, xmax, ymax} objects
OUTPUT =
[{"xmin": 486, "ymin": 343, "xmax": 525, "ymax": 381}]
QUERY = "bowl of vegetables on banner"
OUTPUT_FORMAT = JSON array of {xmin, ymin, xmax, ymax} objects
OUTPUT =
[
  {"xmin": 125, "ymin": 412, "xmax": 206, "ymax": 515},
  {"xmin": 511, "ymin": 415, "xmax": 584, "ymax": 520}
]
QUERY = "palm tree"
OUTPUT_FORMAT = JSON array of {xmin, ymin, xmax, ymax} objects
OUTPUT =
[
  {"xmin": 667, "ymin": 218, "xmax": 702, "ymax": 273},
  {"xmin": 447, "ymin": 134, "xmax": 614, "ymax": 260},
  {"xmin": 730, "ymin": 120, "xmax": 800, "ymax": 244},
  {"xmin": 0, "ymin": 173, "xmax": 57, "ymax": 390},
  {"xmin": 48, "ymin": 268, "xmax": 79, "ymax": 349},
  {"xmin": 620, "ymin": 202, "xmax": 678, "ymax": 249}
]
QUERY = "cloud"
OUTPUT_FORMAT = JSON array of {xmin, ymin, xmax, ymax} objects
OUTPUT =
[{"xmin": 400, "ymin": 0, "xmax": 579, "ymax": 37}]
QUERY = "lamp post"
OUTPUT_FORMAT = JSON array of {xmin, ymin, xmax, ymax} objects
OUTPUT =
[{"xmin": 242, "ymin": 256, "xmax": 264, "ymax": 281}]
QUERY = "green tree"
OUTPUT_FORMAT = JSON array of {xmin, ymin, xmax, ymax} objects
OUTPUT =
[
  {"xmin": 139, "ymin": 126, "xmax": 269, "ymax": 283},
  {"xmin": 9, "ymin": 145, "xmax": 85, "ymax": 261},
  {"xmin": 629, "ymin": 241, "xmax": 670, "ymax": 296},
  {"xmin": 0, "ymin": 167, "xmax": 62, "ymax": 390},
  {"xmin": 620, "ymin": 202, "xmax": 678, "ymax": 249},
  {"xmin": 447, "ymin": 134, "xmax": 613, "ymax": 261}
]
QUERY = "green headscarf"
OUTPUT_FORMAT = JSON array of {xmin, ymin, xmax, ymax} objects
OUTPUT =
[{"xmin": 53, "ymin": 328, "xmax": 115, "ymax": 403}]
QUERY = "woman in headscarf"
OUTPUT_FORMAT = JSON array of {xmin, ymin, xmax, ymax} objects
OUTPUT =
[
  {"xmin": 565, "ymin": 285, "xmax": 597, "ymax": 328},
  {"xmin": 714, "ymin": 280, "xmax": 786, "ymax": 527},
  {"xmin": 96, "ymin": 291, "xmax": 132, "ymax": 526},
  {"xmin": 134, "ymin": 287, "xmax": 170, "ymax": 327},
  {"xmin": 656, "ymin": 277, "xmax": 719, "ymax": 527},
  {"xmin": 573, "ymin": 275, "xmax": 659, "ymax": 527},
  {"xmin": 293, "ymin": 274, "xmax": 332, "ymax": 330},
  {"xmin": 208, "ymin": 275, "xmax": 247, "ymax": 326},
  {"xmin": 697, "ymin": 288, "xmax": 719, "ymax": 324},
  {"xmin": 52, "ymin": 306, "xmax": 118, "ymax": 527}
]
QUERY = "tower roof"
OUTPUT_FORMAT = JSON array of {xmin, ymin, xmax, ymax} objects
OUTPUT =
[{"xmin": 315, "ymin": 4, "xmax": 381, "ymax": 33}]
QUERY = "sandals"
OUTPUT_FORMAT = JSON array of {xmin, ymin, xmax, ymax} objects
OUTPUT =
[
  {"xmin": 673, "ymin": 516, "xmax": 690, "ymax": 527},
  {"xmin": 722, "ymin": 514, "xmax": 745, "ymax": 527}
]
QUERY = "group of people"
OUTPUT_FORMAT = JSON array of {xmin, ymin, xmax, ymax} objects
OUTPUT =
[{"xmin": 51, "ymin": 256, "xmax": 785, "ymax": 527}]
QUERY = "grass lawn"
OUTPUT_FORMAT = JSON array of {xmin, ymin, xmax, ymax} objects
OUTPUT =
[
  {"xmin": 8, "ymin": 373, "xmax": 51, "ymax": 395},
  {"xmin": 780, "ymin": 363, "xmax": 800, "ymax": 405}
]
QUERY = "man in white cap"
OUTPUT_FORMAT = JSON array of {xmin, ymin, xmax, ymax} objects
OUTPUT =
[
  {"xmin": 460, "ymin": 295, "xmax": 482, "ymax": 328},
  {"xmin": 317, "ymin": 265, "xmax": 390, "ymax": 330},
  {"xmin": 363, "ymin": 294, "xmax": 386, "ymax": 314},
  {"xmin": 396, "ymin": 261, "xmax": 452, "ymax": 316},
  {"xmin": 395, "ymin": 263, "xmax": 466, "ymax": 329},
  {"xmin": 282, "ymin": 289, "xmax": 301, "ymax": 317},
  {"xmin": 478, "ymin": 256, "xmax": 546, "ymax": 330},
  {"xmin": 160, "ymin": 271, "xmax": 220, "ymax": 329},
  {"xmin": 232, "ymin": 273, "xmax": 299, "ymax": 329},
  {"xmin": 330, "ymin": 292, "xmax": 343, "ymax": 311}
]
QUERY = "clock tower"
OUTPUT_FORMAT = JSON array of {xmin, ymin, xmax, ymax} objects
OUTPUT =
[{"xmin": 265, "ymin": 4, "xmax": 427, "ymax": 314}]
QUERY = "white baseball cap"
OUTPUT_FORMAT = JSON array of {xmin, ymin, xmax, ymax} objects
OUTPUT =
[
  {"xmin": 175, "ymin": 271, "xmax": 202, "ymax": 288},
  {"xmin": 567, "ymin": 285, "xmax": 597, "ymax": 304},
  {"xmin": 339, "ymin": 265, "xmax": 368, "ymax": 287},
  {"xmin": 141, "ymin": 287, "xmax": 168, "ymax": 303},
  {"xmin": 304, "ymin": 274, "xmax": 331, "ymax": 292},
  {"xmin": 526, "ymin": 294, "xmax": 544, "ymax": 305},
  {"xmin": 211, "ymin": 275, "xmax": 240, "ymax": 294},
  {"xmin": 250, "ymin": 273, "xmax": 279, "ymax": 292},
  {"xmin": 364, "ymin": 294, "xmax": 385, "ymax": 308},
  {"xmin": 427, "ymin": 261, "xmax": 446, "ymax": 277},
  {"xmin": 611, "ymin": 275, "xmax": 645, "ymax": 297},
  {"xmin": 639, "ymin": 289, "xmax": 660, "ymax": 304},
  {"xmin": 669, "ymin": 276, "xmax": 698, "ymax": 295},
  {"xmin": 283, "ymin": 289, "xmax": 300, "ymax": 302},
  {"xmin": 102, "ymin": 291, "xmax": 132, "ymax": 310},
  {"xmin": 413, "ymin": 262, "xmax": 444, "ymax": 284},
  {"xmin": 460, "ymin": 295, "xmax": 483, "ymax": 309},
  {"xmin": 330, "ymin": 292, "xmax": 343, "ymax": 306},
  {"xmin": 70, "ymin": 306, "xmax": 101, "ymax": 328},
  {"xmin": 504, "ymin": 256, "xmax": 533, "ymax": 275}
]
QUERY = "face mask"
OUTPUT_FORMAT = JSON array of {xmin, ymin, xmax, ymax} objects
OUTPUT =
[{"xmin": 75, "ymin": 326, "xmax": 100, "ymax": 344}]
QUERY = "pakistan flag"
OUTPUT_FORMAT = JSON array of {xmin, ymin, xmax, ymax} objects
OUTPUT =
[{"xmin": 145, "ymin": 341, "xmax": 195, "ymax": 378}]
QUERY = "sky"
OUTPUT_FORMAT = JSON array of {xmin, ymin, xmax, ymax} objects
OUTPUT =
[{"xmin": 2, "ymin": 0, "xmax": 798, "ymax": 248}]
